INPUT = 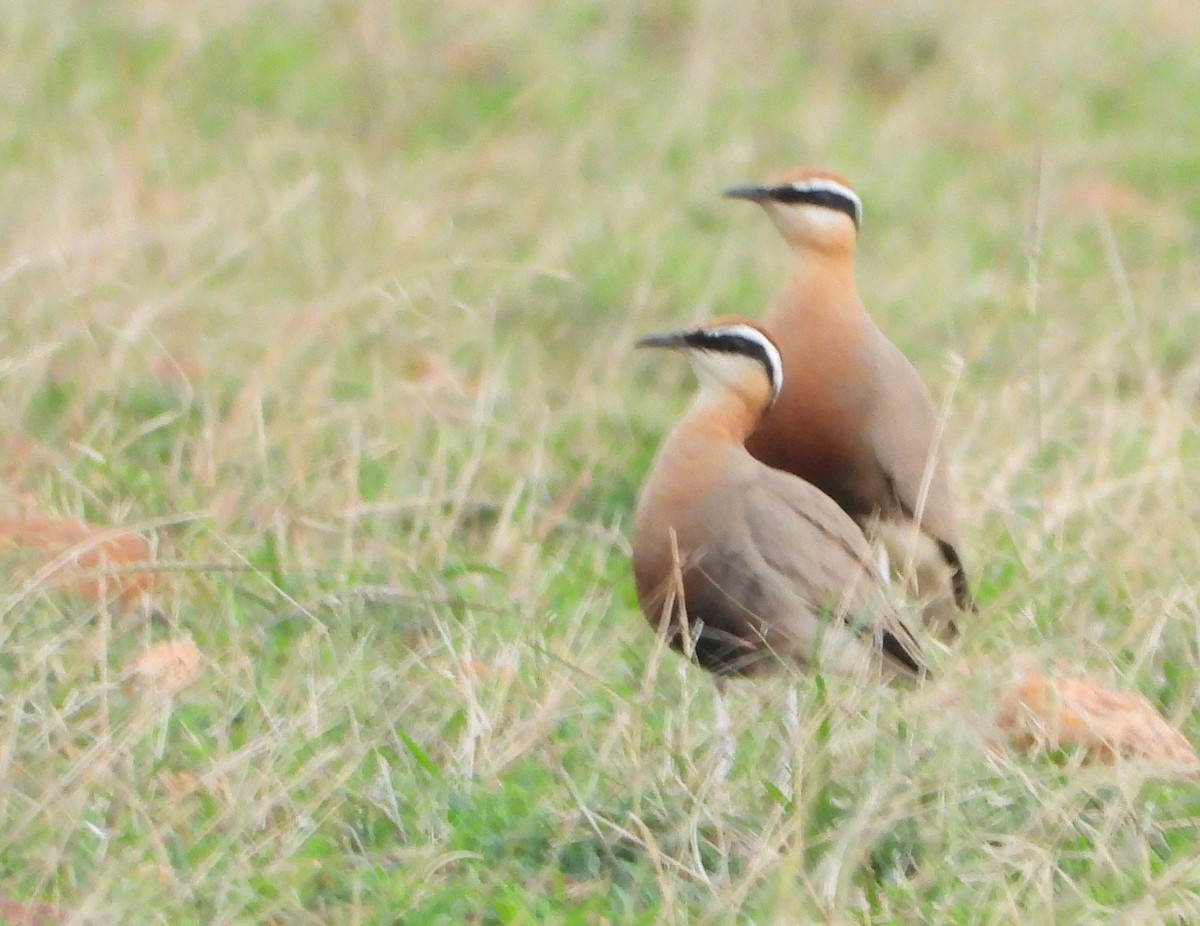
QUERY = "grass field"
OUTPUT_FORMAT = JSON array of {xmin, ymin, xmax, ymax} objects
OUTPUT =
[{"xmin": 1, "ymin": 1, "xmax": 1199, "ymax": 922}]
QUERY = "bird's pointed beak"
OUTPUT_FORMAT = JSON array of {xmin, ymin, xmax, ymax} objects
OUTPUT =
[
  {"xmin": 722, "ymin": 184, "xmax": 771, "ymax": 203},
  {"xmin": 636, "ymin": 330, "xmax": 691, "ymax": 351}
]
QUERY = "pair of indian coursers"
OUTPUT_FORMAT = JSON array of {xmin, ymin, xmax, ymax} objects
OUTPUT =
[{"xmin": 632, "ymin": 167, "xmax": 975, "ymax": 686}]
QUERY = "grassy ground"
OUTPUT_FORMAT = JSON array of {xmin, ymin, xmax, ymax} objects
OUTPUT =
[{"xmin": 1, "ymin": 0, "xmax": 1199, "ymax": 922}]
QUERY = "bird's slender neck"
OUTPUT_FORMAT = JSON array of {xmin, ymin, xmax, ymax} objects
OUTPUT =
[
  {"xmin": 676, "ymin": 386, "xmax": 765, "ymax": 446},
  {"xmin": 784, "ymin": 245, "xmax": 859, "ymax": 308}
]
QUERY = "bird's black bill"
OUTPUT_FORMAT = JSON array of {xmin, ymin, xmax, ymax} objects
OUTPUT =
[
  {"xmin": 636, "ymin": 331, "xmax": 691, "ymax": 350},
  {"xmin": 722, "ymin": 184, "xmax": 772, "ymax": 202}
]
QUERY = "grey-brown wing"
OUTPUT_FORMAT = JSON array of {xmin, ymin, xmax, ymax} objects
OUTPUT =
[
  {"xmin": 745, "ymin": 470, "xmax": 927, "ymax": 678},
  {"xmin": 862, "ymin": 325, "xmax": 974, "ymax": 611}
]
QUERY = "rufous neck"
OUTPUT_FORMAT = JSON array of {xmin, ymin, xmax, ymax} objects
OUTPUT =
[
  {"xmin": 786, "ymin": 245, "xmax": 858, "ymax": 295},
  {"xmin": 676, "ymin": 388, "xmax": 765, "ymax": 445},
  {"xmin": 777, "ymin": 248, "xmax": 864, "ymax": 319}
]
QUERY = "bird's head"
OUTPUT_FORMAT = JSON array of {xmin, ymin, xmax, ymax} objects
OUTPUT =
[
  {"xmin": 724, "ymin": 167, "xmax": 861, "ymax": 254},
  {"xmin": 636, "ymin": 317, "xmax": 782, "ymax": 415}
]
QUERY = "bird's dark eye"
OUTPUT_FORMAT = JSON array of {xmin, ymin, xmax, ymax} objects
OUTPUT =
[{"xmin": 769, "ymin": 186, "xmax": 810, "ymax": 204}]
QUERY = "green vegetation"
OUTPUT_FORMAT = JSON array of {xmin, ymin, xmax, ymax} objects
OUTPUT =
[{"xmin": 0, "ymin": 1, "xmax": 1198, "ymax": 921}]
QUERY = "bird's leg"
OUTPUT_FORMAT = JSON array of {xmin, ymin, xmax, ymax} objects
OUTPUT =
[
  {"xmin": 775, "ymin": 683, "xmax": 802, "ymax": 788},
  {"xmin": 711, "ymin": 677, "xmax": 734, "ymax": 783},
  {"xmin": 874, "ymin": 539, "xmax": 891, "ymax": 584}
]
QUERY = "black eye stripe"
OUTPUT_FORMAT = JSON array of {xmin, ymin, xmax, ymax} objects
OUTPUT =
[
  {"xmin": 684, "ymin": 332, "xmax": 766, "ymax": 357},
  {"xmin": 681, "ymin": 331, "xmax": 781, "ymax": 401},
  {"xmin": 769, "ymin": 186, "xmax": 861, "ymax": 228}
]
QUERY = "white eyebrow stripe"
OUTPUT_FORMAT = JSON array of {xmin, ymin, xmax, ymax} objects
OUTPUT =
[
  {"xmin": 711, "ymin": 323, "xmax": 784, "ymax": 400},
  {"xmin": 786, "ymin": 178, "xmax": 863, "ymax": 226}
]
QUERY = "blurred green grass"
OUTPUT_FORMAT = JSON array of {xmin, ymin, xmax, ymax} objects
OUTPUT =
[{"xmin": 0, "ymin": 0, "xmax": 1199, "ymax": 922}]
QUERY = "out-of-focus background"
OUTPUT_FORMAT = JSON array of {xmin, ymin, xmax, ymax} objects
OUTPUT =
[{"xmin": 1, "ymin": 1, "xmax": 1198, "ymax": 921}]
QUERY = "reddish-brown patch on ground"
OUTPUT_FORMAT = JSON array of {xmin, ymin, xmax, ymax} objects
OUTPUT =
[
  {"xmin": 994, "ymin": 667, "xmax": 1199, "ymax": 767},
  {"xmin": 0, "ymin": 515, "xmax": 163, "ymax": 617},
  {"xmin": 124, "ymin": 638, "xmax": 203, "ymax": 697}
]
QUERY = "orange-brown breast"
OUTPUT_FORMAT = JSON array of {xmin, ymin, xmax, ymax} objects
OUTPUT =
[
  {"xmin": 746, "ymin": 284, "xmax": 883, "ymax": 519},
  {"xmin": 631, "ymin": 434, "xmax": 772, "ymax": 675}
]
